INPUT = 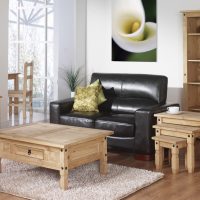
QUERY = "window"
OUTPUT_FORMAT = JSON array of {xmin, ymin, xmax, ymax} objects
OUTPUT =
[{"xmin": 8, "ymin": 0, "xmax": 54, "ymax": 113}]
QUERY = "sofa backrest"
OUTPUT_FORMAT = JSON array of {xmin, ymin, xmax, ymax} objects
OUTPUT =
[{"xmin": 91, "ymin": 73, "xmax": 168, "ymax": 105}]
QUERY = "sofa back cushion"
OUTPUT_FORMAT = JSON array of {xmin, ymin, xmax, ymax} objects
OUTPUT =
[
  {"xmin": 91, "ymin": 74, "xmax": 123, "ymax": 96},
  {"xmin": 111, "ymin": 97, "xmax": 158, "ymax": 113},
  {"xmin": 91, "ymin": 73, "xmax": 168, "ymax": 105}
]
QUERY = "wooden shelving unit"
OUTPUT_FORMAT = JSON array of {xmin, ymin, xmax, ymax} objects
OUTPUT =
[
  {"xmin": 188, "ymin": 33, "xmax": 200, "ymax": 36},
  {"xmin": 183, "ymin": 11, "xmax": 200, "ymax": 111}
]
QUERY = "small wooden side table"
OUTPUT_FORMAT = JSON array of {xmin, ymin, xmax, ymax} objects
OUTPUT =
[
  {"xmin": 154, "ymin": 111, "xmax": 200, "ymax": 173},
  {"xmin": 152, "ymin": 135, "xmax": 187, "ymax": 174}
]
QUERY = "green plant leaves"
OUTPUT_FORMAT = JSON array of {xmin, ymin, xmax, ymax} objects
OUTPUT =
[{"xmin": 64, "ymin": 67, "xmax": 83, "ymax": 91}]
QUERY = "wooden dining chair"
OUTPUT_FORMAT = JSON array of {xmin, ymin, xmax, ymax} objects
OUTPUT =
[{"xmin": 8, "ymin": 61, "xmax": 33, "ymax": 119}]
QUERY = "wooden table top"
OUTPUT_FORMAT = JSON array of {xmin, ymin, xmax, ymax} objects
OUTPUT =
[
  {"xmin": 8, "ymin": 73, "xmax": 20, "ymax": 78},
  {"xmin": 154, "ymin": 111, "xmax": 200, "ymax": 121},
  {"xmin": 153, "ymin": 123, "xmax": 200, "ymax": 134},
  {"xmin": 0, "ymin": 123, "xmax": 113, "ymax": 148}
]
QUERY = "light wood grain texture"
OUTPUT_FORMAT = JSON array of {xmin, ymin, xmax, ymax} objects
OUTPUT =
[
  {"xmin": 153, "ymin": 123, "xmax": 200, "ymax": 134},
  {"xmin": 0, "ymin": 123, "xmax": 113, "ymax": 190},
  {"xmin": 154, "ymin": 111, "xmax": 200, "ymax": 173},
  {"xmin": 8, "ymin": 73, "xmax": 20, "ymax": 114},
  {"xmin": 8, "ymin": 62, "xmax": 33, "ymax": 118},
  {"xmin": 154, "ymin": 141, "xmax": 163, "ymax": 171},
  {"xmin": 0, "ymin": 123, "xmax": 113, "ymax": 147},
  {"xmin": 152, "ymin": 136, "xmax": 187, "ymax": 174},
  {"xmin": 2, "ymin": 146, "xmax": 200, "ymax": 200},
  {"xmin": 100, "ymin": 137, "xmax": 107, "ymax": 174},
  {"xmin": 153, "ymin": 125, "xmax": 197, "ymax": 173},
  {"xmin": 187, "ymin": 134, "xmax": 195, "ymax": 173},
  {"xmin": 155, "ymin": 111, "xmax": 200, "ymax": 126},
  {"xmin": 59, "ymin": 147, "xmax": 68, "ymax": 190},
  {"xmin": 182, "ymin": 11, "xmax": 200, "ymax": 111}
]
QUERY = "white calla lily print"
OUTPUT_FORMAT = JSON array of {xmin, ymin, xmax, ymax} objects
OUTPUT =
[{"xmin": 112, "ymin": 0, "xmax": 157, "ymax": 53}]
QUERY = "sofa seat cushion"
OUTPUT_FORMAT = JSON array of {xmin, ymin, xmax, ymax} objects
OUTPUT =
[
  {"xmin": 111, "ymin": 98, "xmax": 158, "ymax": 114},
  {"xmin": 95, "ymin": 113, "xmax": 135, "ymax": 137},
  {"xmin": 60, "ymin": 112, "xmax": 103, "ymax": 128}
]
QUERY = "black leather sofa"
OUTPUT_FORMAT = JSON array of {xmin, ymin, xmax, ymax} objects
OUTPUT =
[{"xmin": 50, "ymin": 73, "xmax": 178, "ymax": 160}]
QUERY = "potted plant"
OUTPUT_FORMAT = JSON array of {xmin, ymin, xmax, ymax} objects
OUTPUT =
[{"xmin": 64, "ymin": 67, "xmax": 83, "ymax": 97}]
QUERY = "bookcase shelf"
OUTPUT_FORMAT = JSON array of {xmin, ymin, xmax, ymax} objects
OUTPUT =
[
  {"xmin": 183, "ymin": 11, "xmax": 200, "ymax": 111},
  {"xmin": 188, "ymin": 106, "xmax": 200, "ymax": 112},
  {"xmin": 188, "ymin": 60, "xmax": 200, "ymax": 62},
  {"xmin": 188, "ymin": 82, "xmax": 200, "ymax": 85},
  {"xmin": 188, "ymin": 33, "xmax": 200, "ymax": 36}
]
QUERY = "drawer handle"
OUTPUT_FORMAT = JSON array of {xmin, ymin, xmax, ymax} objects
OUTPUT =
[{"xmin": 28, "ymin": 149, "xmax": 31, "ymax": 155}]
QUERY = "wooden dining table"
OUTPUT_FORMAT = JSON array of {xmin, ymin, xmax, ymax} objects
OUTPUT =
[{"xmin": 8, "ymin": 73, "xmax": 20, "ymax": 114}]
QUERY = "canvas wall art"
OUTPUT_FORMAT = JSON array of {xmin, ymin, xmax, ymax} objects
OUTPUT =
[{"xmin": 112, "ymin": 0, "xmax": 157, "ymax": 62}]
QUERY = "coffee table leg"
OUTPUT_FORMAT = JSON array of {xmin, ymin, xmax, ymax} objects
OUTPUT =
[
  {"xmin": 100, "ymin": 137, "xmax": 107, "ymax": 175},
  {"xmin": 60, "ymin": 168, "xmax": 68, "ymax": 190},
  {"xmin": 187, "ymin": 135, "xmax": 195, "ymax": 173},
  {"xmin": 60, "ymin": 148, "xmax": 68, "ymax": 190}
]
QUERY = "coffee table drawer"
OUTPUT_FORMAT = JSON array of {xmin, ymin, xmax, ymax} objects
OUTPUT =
[{"xmin": 14, "ymin": 145, "xmax": 44, "ymax": 160}]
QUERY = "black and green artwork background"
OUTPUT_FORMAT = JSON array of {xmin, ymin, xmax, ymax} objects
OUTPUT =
[{"xmin": 112, "ymin": 0, "xmax": 157, "ymax": 62}]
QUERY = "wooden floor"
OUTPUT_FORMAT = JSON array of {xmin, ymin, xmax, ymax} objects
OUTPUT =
[
  {"xmin": 109, "ymin": 148, "xmax": 200, "ymax": 200},
  {"xmin": 1, "ymin": 112, "xmax": 200, "ymax": 200}
]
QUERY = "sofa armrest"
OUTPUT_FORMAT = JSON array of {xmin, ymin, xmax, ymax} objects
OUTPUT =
[
  {"xmin": 50, "ymin": 98, "xmax": 74, "ymax": 124},
  {"xmin": 134, "ymin": 103, "xmax": 179, "ymax": 156}
]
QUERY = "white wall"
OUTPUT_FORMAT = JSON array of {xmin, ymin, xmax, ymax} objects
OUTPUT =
[
  {"xmin": 54, "ymin": 0, "xmax": 86, "ymax": 100},
  {"xmin": 54, "ymin": 0, "xmax": 76, "ymax": 100},
  {"xmin": 86, "ymin": 0, "xmax": 200, "ymax": 105},
  {"xmin": 76, "ymin": 0, "xmax": 87, "ymax": 86},
  {"xmin": 0, "ymin": 0, "xmax": 8, "ymax": 122}
]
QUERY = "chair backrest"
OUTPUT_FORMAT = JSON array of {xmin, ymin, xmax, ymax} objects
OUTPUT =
[{"xmin": 23, "ymin": 61, "xmax": 33, "ymax": 96}]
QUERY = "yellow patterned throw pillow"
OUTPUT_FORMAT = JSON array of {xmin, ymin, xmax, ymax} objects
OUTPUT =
[
  {"xmin": 89, "ymin": 79, "xmax": 107, "ymax": 105},
  {"xmin": 73, "ymin": 86, "xmax": 99, "ymax": 112}
]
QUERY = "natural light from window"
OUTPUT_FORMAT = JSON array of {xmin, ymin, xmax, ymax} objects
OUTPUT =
[{"xmin": 8, "ymin": 0, "xmax": 54, "ymax": 113}]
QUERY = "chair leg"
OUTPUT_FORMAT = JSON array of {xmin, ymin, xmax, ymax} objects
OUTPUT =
[
  {"xmin": 22, "ymin": 99, "xmax": 26, "ymax": 119},
  {"xmin": 29, "ymin": 95, "xmax": 33, "ymax": 117},
  {"xmin": 9, "ymin": 97, "xmax": 12, "ymax": 115},
  {"xmin": 14, "ymin": 97, "xmax": 19, "ymax": 114}
]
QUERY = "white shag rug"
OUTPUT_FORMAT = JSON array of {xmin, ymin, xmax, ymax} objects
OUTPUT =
[{"xmin": 0, "ymin": 159, "xmax": 164, "ymax": 200}]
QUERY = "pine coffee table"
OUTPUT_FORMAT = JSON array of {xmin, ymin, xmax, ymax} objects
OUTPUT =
[{"xmin": 0, "ymin": 123, "xmax": 113, "ymax": 190}]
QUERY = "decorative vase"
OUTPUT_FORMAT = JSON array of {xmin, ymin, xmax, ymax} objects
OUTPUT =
[{"xmin": 71, "ymin": 91, "xmax": 75, "ymax": 98}]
